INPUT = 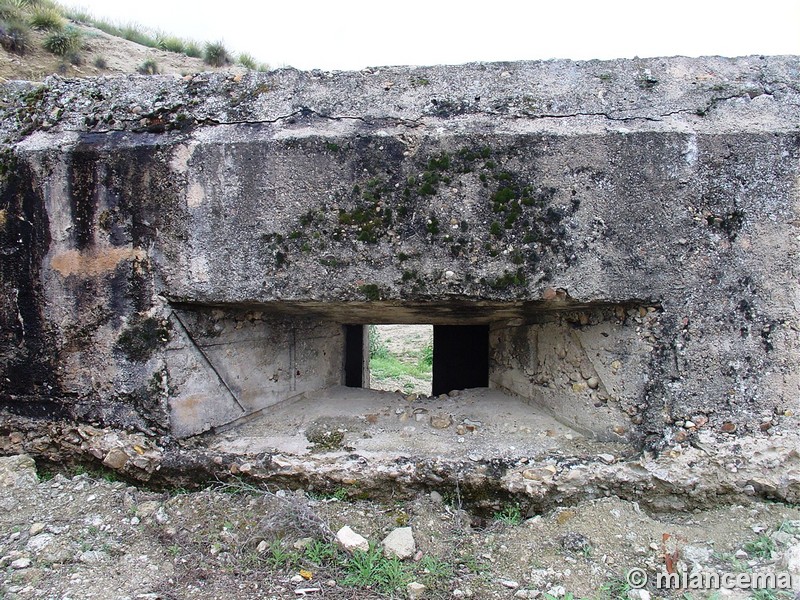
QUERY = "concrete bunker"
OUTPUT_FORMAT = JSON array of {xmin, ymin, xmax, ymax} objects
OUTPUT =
[{"xmin": 1, "ymin": 56, "xmax": 799, "ymax": 503}]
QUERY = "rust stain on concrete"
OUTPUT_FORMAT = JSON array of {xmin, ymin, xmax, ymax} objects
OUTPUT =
[{"xmin": 50, "ymin": 247, "xmax": 147, "ymax": 277}]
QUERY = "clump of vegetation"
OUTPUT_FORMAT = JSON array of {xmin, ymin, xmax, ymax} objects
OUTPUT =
[
  {"xmin": 43, "ymin": 24, "xmax": 82, "ymax": 55},
  {"xmin": 137, "ymin": 58, "xmax": 159, "ymax": 75},
  {"xmin": 119, "ymin": 22, "xmax": 157, "ymax": 47},
  {"xmin": 744, "ymin": 534, "xmax": 775, "ymax": 559},
  {"xmin": 28, "ymin": 6, "xmax": 63, "ymax": 30},
  {"xmin": 0, "ymin": 0, "xmax": 24, "ymax": 22},
  {"xmin": 0, "ymin": 19, "xmax": 29, "ymax": 54},
  {"xmin": 493, "ymin": 503, "xmax": 523, "ymax": 525},
  {"xmin": 183, "ymin": 40, "xmax": 201, "ymax": 57},
  {"xmin": 203, "ymin": 40, "xmax": 230, "ymax": 67},
  {"xmin": 368, "ymin": 325, "xmax": 433, "ymax": 388},
  {"xmin": 237, "ymin": 52, "xmax": 256, "ymax": 69},
  {"xmin": 358, "ymin": 283, "xmax": 381, "ymax": 301},
  {"xmin": 156, "ymin": 34, "xmax": 184, "ymax": 53},
  {"xmin": 342, "ymin": 545, "xmax": 410, "ymax": 593},
  {"xmin": 92, "ymin": 55, "xmax": 107, "ymax": 69}
]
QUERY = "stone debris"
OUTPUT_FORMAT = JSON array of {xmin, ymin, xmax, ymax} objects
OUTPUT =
[
  {"xmin": 429, "ymin": 414, "xmax": 452, "ymax": 429},
  {"xmin": 336, "ymin": 525, "xmax": 369, "ymax": 552},
  {"xmin": 0, "ymin": 455, "xmax": 38, "ymax": 488},
  {"xmin": 782, "ymin": 544, "xmax": 800, "ymax": 573},
  {"xmin": 10, "ymin": 557, "xmax": 31, "ymax": 569},
  {"xmin": 407, "ymin": 581, "xmax": 426, "ymax": 599},
  {"xmin": 381, "ymin": 526, "xmax": 415, "ymax": 560}
]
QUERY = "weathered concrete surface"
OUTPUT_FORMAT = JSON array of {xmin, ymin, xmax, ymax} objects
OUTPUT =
[{"xmin": 0, "ymin": 55, "xmax": 799, "ymax": 501}]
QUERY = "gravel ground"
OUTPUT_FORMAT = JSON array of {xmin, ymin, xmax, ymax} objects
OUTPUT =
[{"xmin": 2, "ymin": 454, "xmax": 799, "ymax": 600}]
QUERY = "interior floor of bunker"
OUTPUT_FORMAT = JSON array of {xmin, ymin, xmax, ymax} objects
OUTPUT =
[{"xmin": 206, "ymin": 386, "xmax": 629, "ymax": 460}]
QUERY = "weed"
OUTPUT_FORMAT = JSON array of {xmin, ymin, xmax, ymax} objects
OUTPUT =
[
  {"xmin": 0, "ymin": 0, "xmax": 23, "ymax": 21},
  {"xmin": 92, "ymin": 55, "xmax": 106, "ymax": 69},
  {"xmin": 28, "ymin": 6, "xmax": 62, "ymax": 30},
  {"xmin": 777, "ymin": 520, "xmax": 799, "ymax": 535},
  {"xmin": 599, "ymin": 574, "xmax": 631, "ymax": 600},
  {"xmin": 419, "ymin": 341, "xmax": 433, "ymax": 367},
  {"xmin": 61, "ymin": 5, "xmax": 92, "ymax": 23},
  {"xmin": 417, "ymin": 554, "xmax": 453, "ymax": 583},
  {"xmin": 493, "ymin": 503, "xmax": 523, "ymax": 525},
  {"xmin": 744, "ymin": 535, "xmax": 775, "ymax": 559},
  {"xmin": 265, "ymin": 539, "xmax": 298, "ymax": 568},
  {"xmin": 204, "ymin": 40, "xmax": 230, "ymax": 67},
  {"xmin": 343, "ymin": 545, "xmax": 410, "ymax": 593},
  {"xmin": 120, "ymin": 23, "xmax": 158, "ymax": 48},
  {"xmin": 751, "ymin": 590, "xmax": 794, "ymax": 600},
  {"xmin": 358, "ymin": 283, "xmax": 381, "ymax": 301},
  {"xmin": 303, "ymin": 539, "xmax": 338, "ymax": 565},
  {"xmin": 43, "ymin": 24, "xmax": 82, "ymax": 55},
  {"xmin": 156, "ymin": 34, "xmax": 184, "ymax": 53},
  {"xmin": 237, "ymin": 52, "xmax": 256, "ymax": 69},
  {"xmin": 183, "ymin": 41, "xmax": 201, "ymax": 57},
  {"xmin": 137, "ymin": 59, "xmax": 159, "ymax": 75},
  {"xmin": 0, "ymin": 19, "xmax": 28, "ymax": 54}
]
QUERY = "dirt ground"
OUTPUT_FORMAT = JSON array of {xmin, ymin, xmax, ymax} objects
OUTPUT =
[
  {"xmin": 210, "ymin": 385, "xmax": 617, "ymax": 459},
  {"xmin": 1, "ymin": 454, "xmax": 799, "ymax": 600}
]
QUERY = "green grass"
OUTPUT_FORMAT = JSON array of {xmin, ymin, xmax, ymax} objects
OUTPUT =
[
  {"xmin": 183, "ymin": 40, "xmax": 201, "ymax": 57},
  {"xmin": 492, "ymin": 503, "xmax": 523, "ymax": 525},
  {"xmin": 370, "ymin": 353, "xmax": 432, "ymax": 381},
  {"xmin": 0, "ymin": 19, "xmax": 29, "ymax": 54},
  {"xmin": 342, "ymin": 545, "xmax": 410, "ymax": 593},
  {"xmin": 203, "ymin": 40, "xmax": 230, "ymax": 66},
  {"xmin": 303, "ymin": 539, "xmax": 338, "ymax": 565},
  {"xmin": 42, "ymin": 24, "xmax": 81, "ymax": 55},
  {"xmin": 156, "ymin": 34, "xmax": 184, "ymax": 53},
  {"xmin": 237, "ymin": 52, "xmax": 256, "ymax": 69},
  {"xmin": 137, "ymin": 59, "xmax": 158, "ymax": 75},
  {"xmin": 743, "ymin": 534, "xmax": 775, "ymax": 559},
  {"xmin": 28, "ymin": 5, "xmax": 63, "ymax": 30},
  {"xmin": 368, "ymin": 325, "xmax": 432, "ymax": 384}
]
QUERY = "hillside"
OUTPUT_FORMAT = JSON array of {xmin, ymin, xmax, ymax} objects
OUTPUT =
[{"xmin": 0, "ymin": 0, "xmax": 258, "ymax": 81}]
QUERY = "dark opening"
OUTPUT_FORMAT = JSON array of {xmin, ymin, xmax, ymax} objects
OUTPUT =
[
  {"xmin": 432, "ymin": 325, "xmax": 489, "ymax": 396},
  {"xmin": 343, "ymin": 324, "xmax": 365, "ymax": 388}
]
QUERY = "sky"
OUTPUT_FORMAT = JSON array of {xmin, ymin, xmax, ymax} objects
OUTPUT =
[{"xmin": 55, "ymin": 0, "xmax": 800, "ymax": 71}]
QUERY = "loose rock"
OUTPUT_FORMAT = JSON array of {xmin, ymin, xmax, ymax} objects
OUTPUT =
[{"xmin": 381, "ymin": 527, "xmax": 415, "ymax": 560}]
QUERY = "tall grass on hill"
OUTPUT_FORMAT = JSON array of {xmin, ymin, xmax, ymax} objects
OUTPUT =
[
  {"xmin": 42, "ymin": 23, "xmax": 81, "ymax": 55},
  {"xmin": 28, "ymin": 6, "xmax": 64, "ymax": 30},
  {"xmin": 203, "ymin": 40, "xmax": 230, "ymax": 67}
]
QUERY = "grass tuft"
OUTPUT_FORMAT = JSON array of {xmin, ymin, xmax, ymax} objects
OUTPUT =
[
  {"xmin": 42, "ymin": 23, "xmax": 82, "ymax": 55},
  {"xmin": 28, "ymin": 6, "xmax": 63, "ymax": 30},
  {"xmin": 0, "ymin": 1, "xmax": 24, "ymax": 22},
  {"xmin": 203, "ymin": 40, "xmax": 230, "ymax": 66},
  {"xmin": 156, "ymin": 34, "xmax": 184, "ymax": 53},
  {"xmin": 237, "ymin": 52, "xmax": 256, "ymax": 69},
  {"xmin": 137, "ymin": 58, "xmax": 158, "ymax": 75},
  {"xmin": 0, "ymin": 19, "xmax": 29, "ymax": 54},
  {"xmin": 183, "ymin": 40, "xmax": 201, "ymax": 58},
  {"xmin": 120, "ymin": 22, "xmax": 157, "ymax": 47}
]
